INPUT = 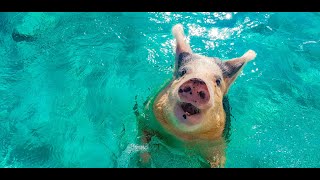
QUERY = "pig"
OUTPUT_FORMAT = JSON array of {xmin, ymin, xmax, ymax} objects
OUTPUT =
[{"xmin": 136, "ymin": 24, "xmax": 256, "ymax": 168}]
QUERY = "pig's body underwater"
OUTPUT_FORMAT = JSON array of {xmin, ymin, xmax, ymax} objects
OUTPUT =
[{"xmin": 136, "ymin": 24, "xmax": 257, "ymax": 168}]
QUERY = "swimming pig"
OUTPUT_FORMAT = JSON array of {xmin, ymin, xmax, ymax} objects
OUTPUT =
[{"xmin": 136, "ymin": 24, "xmax": 256, "ymax": 168}]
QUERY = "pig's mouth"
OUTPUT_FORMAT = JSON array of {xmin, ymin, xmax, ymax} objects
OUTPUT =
[
  {"xmin": 173, "ymin": 102, "xmax": 202, "ymax": 126},
  {"xmin": 180, "ymin": 102, "xmax": 200, "ymax": 116}
]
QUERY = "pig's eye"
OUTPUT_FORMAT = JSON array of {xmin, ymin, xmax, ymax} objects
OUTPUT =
[
  {"xmin": 179, "ymin": 68, "xmax": 187, "ymax": 77},
  {"xmin": 216, "ymin": 79, "xmax": 221, "ymax": 86}
]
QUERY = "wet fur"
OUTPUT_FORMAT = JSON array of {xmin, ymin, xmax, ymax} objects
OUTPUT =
[{"xmin": 136, "ymin": 24, "xmax": 256, "ymax": 168}]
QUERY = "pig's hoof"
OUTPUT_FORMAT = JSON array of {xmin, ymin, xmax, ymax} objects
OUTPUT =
[
  {"xmin": 243, "ymin": 50, "xmax": 257, "ymax": 61},
  {"xmin": 172, "ymin": 24, "xmax": 184, "ymax": 36},
  {"xmin": 140, "ymin": 152, "xmax": 151, "ymax": 164}
]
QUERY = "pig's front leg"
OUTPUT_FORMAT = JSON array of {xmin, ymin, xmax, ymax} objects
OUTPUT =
[
  {"xmin": 200, "ymin": 138, "xmax": 227, "ymax": 168},
  {"xmin": 139, "ymin": 130, "xmax": 152, "ymax": 165},
  {"xmin": 137, "ymin": 113, "xmax": 155, "ymax": 167},
  {"xmin": 208, "ymin": 147, "xmax": 226, "ymax": 168}
]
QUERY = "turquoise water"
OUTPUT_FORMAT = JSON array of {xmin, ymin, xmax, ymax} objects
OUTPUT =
[{"xmin": 0, "ymin": 12, "xmax": 320, "ymax": 168}]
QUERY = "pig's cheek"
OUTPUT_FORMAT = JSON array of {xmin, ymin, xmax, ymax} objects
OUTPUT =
[
  {"xmin": 170, "ymin": 85, "xmax": 181, "ymax": 100},
  {"xmin": 212, "ymin": 85, "xmax": 223, "ymax": 98},
  {"xmin": 169, "ymin": 89, "xmax": 178, "ymax": 102}
]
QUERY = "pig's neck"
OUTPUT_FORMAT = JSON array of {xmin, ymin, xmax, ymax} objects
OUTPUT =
[{"xmin": 153, "ymin": 87, "xmax": 226, "ymax": 142}]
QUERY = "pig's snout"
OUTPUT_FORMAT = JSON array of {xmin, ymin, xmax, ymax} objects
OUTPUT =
[{"xmin": 178, "ymin": 78, "xmax": 210, "ymax": 107}]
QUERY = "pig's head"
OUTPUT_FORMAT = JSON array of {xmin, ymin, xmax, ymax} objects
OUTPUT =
[{"xmin": 153, "ymin": 24, "xmax": 256, "ymax": 138}]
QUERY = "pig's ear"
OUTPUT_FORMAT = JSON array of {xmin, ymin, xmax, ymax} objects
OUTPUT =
[{"xmin": 219, "ymin": 50, "xmax": 256, "ymax": 93}]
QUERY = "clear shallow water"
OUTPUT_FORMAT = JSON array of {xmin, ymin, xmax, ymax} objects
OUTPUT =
[{"xmin": 0, "ymin": 12, "xmax": 320, "ymax": 168}]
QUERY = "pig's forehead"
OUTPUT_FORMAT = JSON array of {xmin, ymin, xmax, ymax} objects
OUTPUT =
[{"xmin": 187, "ymin": 56, "xmax": 222, "ymax": 72}]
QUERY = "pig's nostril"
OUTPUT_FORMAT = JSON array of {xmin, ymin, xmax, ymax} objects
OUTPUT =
[
  {"xmin": 199, "ymin": 91, "xmax": 206, "ymax": 99},
  {"xmin": 183, "ymin": 114, "xmax": 186, "ymax": 119},
  {"xmin": 179, "ymin": 89, "xmax": 183, "ymax": 93},
  {"xmin": 183, "ymin": 86, "xmax": 191, "ymax": 92}
]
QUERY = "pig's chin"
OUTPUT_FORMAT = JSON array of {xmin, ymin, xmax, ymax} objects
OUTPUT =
[{"xmin": 173, "ymin": 102, "xmax": 202, "ymax": 126}]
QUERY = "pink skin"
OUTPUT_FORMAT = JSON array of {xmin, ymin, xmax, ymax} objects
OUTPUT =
[
  {"xmin": 178, "ymin": 78, "xmax": 210, "ymax": 107},
  {"xmin": 174, "ymin": 78, "xmax": 211, "ymax": 126},
  {"xmin": 174, "ymin": 104, "xmax": 202, "ymax": 126}
]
